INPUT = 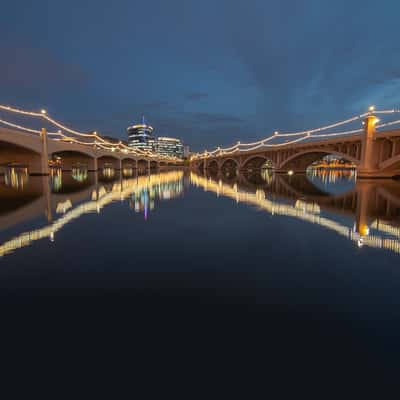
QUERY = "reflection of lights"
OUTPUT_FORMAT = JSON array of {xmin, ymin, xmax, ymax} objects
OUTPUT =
[
  {"xmin": 4, "ymin": 166, "xmax": 29, "ymax": 190},
  {"xmin": 102, "ymin": 167, "xmax": 115, "ymax": 179},
  {"xmin": 189, "ymin": 172, "xmax": 400, "ymax": 255},
  {"xmin": 50, "ymin": 232, "xmax": 55, "ymax": 242},
  {"xmin": 50, "ymin": 168, "xmax": 62, "ymax": 192},
  {"xmin": 129, "ymin": 171, "xmax": 184, "ymax": 217},
  {"xmin": 261, "ymin": 169, "xmax": 274, "ymax": 185},
  {"xmin": 72, "ymin": 165, "xmax": 88, "ymax": 182},
  {"xmin": 360, "ymin": 225, "xmax": 370, "ymax": 236},
  {"xmin": 295, "ymin": 200, "xmax": 320, "ymax": 215},
  {"xmin": 288, "ymin": 170, "xmax": 294, "ymax": 176},
  {"xmin": 123, "ymin": 167, "xmax": 133, "ymax": 177},
  {"xmin": 56, "ymin": 200, "xmax": 73, "ymax": 214},
  {"xmin": 308, "ymin": 168, "xmax": 356, "ymax": 186}
]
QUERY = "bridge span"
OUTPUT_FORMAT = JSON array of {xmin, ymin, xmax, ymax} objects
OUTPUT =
[
  {"xmin": 191, "ymin": 112, "xmax": 400, "ymax": 178},
  {"xmin": 0, "ymin": 105, "xmax": 183, "ymax": 175}
]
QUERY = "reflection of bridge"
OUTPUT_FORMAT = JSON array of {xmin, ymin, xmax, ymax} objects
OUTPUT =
[
  {"xmin": 0, "ymin": 105, "xmax": 183, "ymax": 175},
  {"xmin": 190, "ymin": 172, "xmax": 400, "ymax": 254},
  {"xmin": 191, "ymin": 111, "xmax": 400, "ymax": 178},
  {"xmin": 0, "ymin": 171, "xmax": 184, "ymax": 257}
]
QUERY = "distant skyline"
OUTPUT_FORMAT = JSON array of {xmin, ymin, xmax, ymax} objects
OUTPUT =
[{"xmin": 1, "ymin": 0, "xmax": 400, "ymax": 151}]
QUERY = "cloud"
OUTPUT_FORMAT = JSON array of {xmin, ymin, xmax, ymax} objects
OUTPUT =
[
  {"xmin": 193, "ymin": 112, "xmax": 244, "ymax": 125},
  {"xmin": 186, "ymin": 92, "xmax": 209, "ymax": 101},
  {"xmin": 0, "ymin": 41, "xmax": 88, "ymax": 92}
]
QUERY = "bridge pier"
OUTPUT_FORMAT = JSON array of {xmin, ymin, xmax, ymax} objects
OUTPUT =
[
  {"xmin": 358, "ymin": 115, "xmax": 380, "ymax": 179},
  {"xmin": 40, "ymin": 128, "xmax": 49, "ymax": 175},
  {"xmin": 355, "ymin": 180, "xmax": 375, "ymax": 236}
]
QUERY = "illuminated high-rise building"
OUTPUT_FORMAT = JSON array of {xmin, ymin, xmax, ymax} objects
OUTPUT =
[
  {"xmin": 127, "ymin": 116, "xmax": 155, "ymax": 152},
  {"xmin": 156, "ymin": 137, "xmax": 184, "ymax": 159}
]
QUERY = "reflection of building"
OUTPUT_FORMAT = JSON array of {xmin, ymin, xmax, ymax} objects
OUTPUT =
[
  {"xmin": 50, "ymin": 168, "xmax": 62, "ymax": 192},
  {"xmin": 4, "ymin": 166, "xmax": 29, "ymax": 190},
  {"xmin": 127, "ymin": 117, "xmax": 155, "ymax": 152},
  {"xmin": 184, "ymin": 145, "xmax": 190, "ymax": 159},
  {"xmin": 129, "ymin": 174, "xmax": 184, "ymax": 220},
  {"xmin": 72, "ymin": 165, "xmax": 88, "ymax": 182},
  {"xmin": 310, "ymin": 155, "xmax": 355, "ymax": 169},
  {"xmin": 156, "ymin": 137, "xmax": 184, "ymax": 159},
  {"xmin": 102, "ymin": 164, "xmax": 115, "ymax": 179}
]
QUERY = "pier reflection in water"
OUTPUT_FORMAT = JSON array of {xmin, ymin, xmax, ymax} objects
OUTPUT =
[
  {"xmin": 1, "ymin": 166, "xmax": 400, "ymax": 257},
  {"xmin": 194, "ymin": 168, "xmax": 400, "ymax": 254},
  {"xmin": 0, "ymin": 169, "xmax": 184, "ymax": 257},
  {"xmin": 2, "ymin": 166, "xmax": 400, "ymax": 378}
]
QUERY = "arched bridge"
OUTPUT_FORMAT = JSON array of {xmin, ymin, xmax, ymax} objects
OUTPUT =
[
  {"xmin": 0, "ymin": 105, "xmax": 183, "ymax": 175},
  {"xmin": 191, "ymin": 110, "xmax": 400, "ymax": 178}
]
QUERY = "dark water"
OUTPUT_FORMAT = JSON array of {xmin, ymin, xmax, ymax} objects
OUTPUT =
[{"xmin": 1, "ymin": 166, "xmax": 400, "ymax": 384}]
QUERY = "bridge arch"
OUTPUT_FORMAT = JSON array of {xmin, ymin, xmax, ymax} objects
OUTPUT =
[
  {"xmin": 279, "ymin": 149, "xmax": 359, "ymax": 172},
  {"xmin": 208, "ymin": 160, "xmax": 219, "ymax": 174},
  {"xmin": 52, "ymin": 150, "xmax": 97, "ymax": 171},
  {"xmin": 0, "ymin": 140, "xmax": 44, "ymax": 175},
  {"xmin": 121, "ymin": 159, "xmax": 135, "ymax": 177},
  {"xmin": 221, "ymin": 158, "xmax": 239, "ymax": 170},
  {"xmin": 0, "ymin": 129, "xmax": 43, "ymax": 154},
  {"xmin": 378, "ymin": 154, "xmax": 400, "ymax": 176},
  {"xmin": 241, "ymin": 155, "xmax": 274, "ymax": 170},
  {"xmin": 137, "ymin": 159, "xmax": 149, "ymax": 173},
  {"xmin": 219, "ymin": 158, "xmax": 239, "ymax": 180},
  {"xmin": 97, "ymin": 155, "xmax": 121, "ymax": 170}
]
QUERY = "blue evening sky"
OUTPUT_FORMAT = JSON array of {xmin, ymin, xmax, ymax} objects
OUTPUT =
[{"xmin": 1, "ymin": 0, "xmax": 400, "ymax": 150}]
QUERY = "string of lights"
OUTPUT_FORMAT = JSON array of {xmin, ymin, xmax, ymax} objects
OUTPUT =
[
  {"xmin": 0, "ymin": 104, "xmax": 181, "ymax": 162},
  {"xmin": 192, "ymin": 107, "xmax": 400, "ymax": 160}
]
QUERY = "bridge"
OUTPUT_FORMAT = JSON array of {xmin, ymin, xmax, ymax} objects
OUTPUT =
[
  {"xmin": 0, "ymin": 170, "xmax": 184, "ymax": 257},
  {"xmin": 191, "ymin": 108, "xmax": 400, "ymax": 178},
  {"xmin": 190, "ymin": 172, "xmax": 400, "ymax": 254},
  {"xmin": 0, "ymin": 105, "xmax": 183, "ymax": 175},
  {"xmin": 1, "ymin": 168, "xmax": 400, "ymax": 256}
]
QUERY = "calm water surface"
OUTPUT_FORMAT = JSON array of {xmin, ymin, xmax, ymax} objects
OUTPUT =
[{"xmin": 1, "ymin": 167, "xmax": 400, "ymax": 379}]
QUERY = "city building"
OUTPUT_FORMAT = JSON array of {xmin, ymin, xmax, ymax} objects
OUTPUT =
[
  {"xmin": 126, "ymin": 117, "xmax": 185, "ymax": 158},
  {"xmin": 156, "ymin": 137, "xmax": 184, "ymax": 159},
  {"xmin": 183, "ymin": 145, "xmax": 190, "ymax": 159},
  {"xmin": 127, "ymin": 117, "xmax": 156, "ymax": 152}
]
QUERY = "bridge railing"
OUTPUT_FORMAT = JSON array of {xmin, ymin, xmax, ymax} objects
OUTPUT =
[{"xmin": 0, "ymin": 105, "xmax": 182, "ymax": 163}]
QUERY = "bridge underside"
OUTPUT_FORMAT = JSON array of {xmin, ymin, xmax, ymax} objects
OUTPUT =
[
  {"xmin": 0, "ymin": 141, "xmax": 43, "ymax": 175},
  {"xmin": 193, "ymin": 133, "xmax": 400, "ymax": 179},
  {"xmin": 53, "ymin": 151, "xmax": 97, "ymax": 171},
  {"xmin": 195, "ymin": 145, "xmax": 361, "ymax": 176}
]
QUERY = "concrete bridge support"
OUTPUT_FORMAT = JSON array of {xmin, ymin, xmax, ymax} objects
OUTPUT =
[
  {"xmin": 358, "ymin": 115, "xmax": 379, "ymax": 178},
  {"xmin": 40, "ymin": 128, "xmax": 49, "ymax": 176},
  {"xmin": 355, "ymin": 181, "xmax": 375, "ymax": 236}
]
